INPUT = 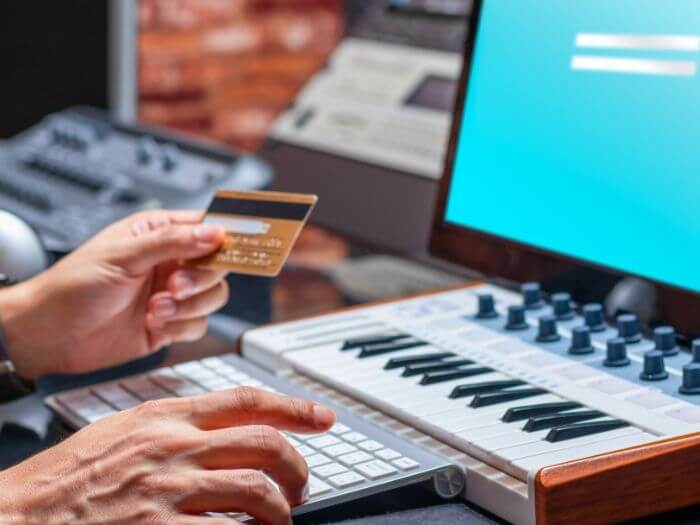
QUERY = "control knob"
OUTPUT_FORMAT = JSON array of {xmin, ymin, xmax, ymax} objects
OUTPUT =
[
  {"xmin": 522, "ymin": 282, "xmax": 544, "ymax": 310},
  {"xmin": 505, "ymin": 305, "xmax": 528, "ymax": 331},
  {"xmin": 604, "ymin": 338, "xmax": 630, "ymax": 367},
  {"xmin": 137, "ymin": 137, "xmax": 159, "ymax": 165},
  {"xmin": 617, "ymin": 314, "xmax": 642, "ymax": 344},
  {"xmin": 680, "ymin": 340, "xmax": 700, "ymax": 395},
  {"xmin": 569, "ymin": 326, "xmax": 594, "ymax": 355},
  {"xmin": 476, "ymin": 294, "xmax": 498, "ymax": 319},
  {"xmin": 640, "ymin": 350, "xmax": 668, "ymax": 381},
  {"xmin": 582, "ymin": 303, "xmax": 606, "ymax": 332},
  {"xmin": 653, "ymin": 326, "xmax": 679, "ymax": 357},
  {"xmin": 537, "ymin": 315, "xmax": 560, "ymax": 343},
  {"xmin": 552, "ymin": 292, "xmax": 575, "ymax": 321}
]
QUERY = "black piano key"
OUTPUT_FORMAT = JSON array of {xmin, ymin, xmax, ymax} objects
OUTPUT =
[
  {"xmin": 358, "ymin": 339, "xmax": 428, "ymax": 358},
  {"xmin": 523, "ymin": 410, "xmax": 604, "ymax": 432},
  {"xmin": 502, "ymin": 401, "xmax": 583, "ymax": 422},
  {"xmin": 401, "ymin": 358, "xmax": 474, "ymax": 377},
  {"xmin": 384, "ymin": 352, "xmax": 455, "ymax": 370},
  {"xmin": 342, "ymin": 333, "xmax": 410, "ymax": 350},
  {"xmin": 545, "ymin": 419, "xmax": 629, "ymax": 443},
  {"xmin": 470, "ymin": 388, "xmax": 547, "ymax": 408},
  {"xmin": 420, "ymin": 367, "xmax": 493, "ymax": 385},
  {"xmin": 449, "ymin": 379, "xmax": 527, "ymax": 399}
]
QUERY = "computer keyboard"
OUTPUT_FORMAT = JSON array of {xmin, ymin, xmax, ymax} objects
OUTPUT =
[{"xmin": 45, "ymin": 354, "xmax": 463, "ymax": 520}]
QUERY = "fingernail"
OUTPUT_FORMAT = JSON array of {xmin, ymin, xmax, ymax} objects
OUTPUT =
[
  {"xmin": 313, "ymin": 404, "xmax": 336, "ymax": 428},
  {"xmin": 174, "ymin": 273, "xmax": 194, "ymax": 299},
  {"xmin": 193, "ymin": 224, "xmax": 221, "ymax": 243},
  {"xmin": 153, "ymin": 297, "xmax": 177, "ymax": 318}
]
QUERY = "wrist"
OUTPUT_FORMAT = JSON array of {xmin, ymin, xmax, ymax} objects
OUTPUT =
[{"xmin": 0, "ymin": 277, "xmax": 51, "ymax": 379}]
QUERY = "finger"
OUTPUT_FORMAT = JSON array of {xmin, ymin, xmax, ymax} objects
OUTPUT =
[
  {"xmin": 129, "ymin": 210, "xmax": 206, "ymax": 231},
  {"xmin": 167, "ymin": 268, "xmax": 229, "ymax": 301},
  {"xmin": 178, "ymin": 470, "xmax": 292, "ymax": 525},
  {"xmin": 149, "ymin": 284, "xmax": 229, "ymax": 323},
  {"xmin": 115, "ymin": 223, "xmax": 225, "ymax": 275},
  {"xmin": 178, "ymin": 387, "xmax": 336, "ymax": 433},
  {"xmin": 197, "ymin": 425, "xmax": 308, "ymax": 505},
  {"xmin": 148, "ymin": 317, "xmax": 208, "ymax": 349}
]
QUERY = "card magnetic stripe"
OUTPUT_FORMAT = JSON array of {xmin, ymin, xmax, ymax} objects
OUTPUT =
[{"xmin": 208, "ymin": 198, "xmax": 312, "ymax": 221}]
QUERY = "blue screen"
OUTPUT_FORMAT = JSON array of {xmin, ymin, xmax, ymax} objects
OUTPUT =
[{"xmin": 445, "ymin": 0, "xmax": 700, "ymax": 293}]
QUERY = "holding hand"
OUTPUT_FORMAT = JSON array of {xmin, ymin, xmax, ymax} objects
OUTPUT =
[{"xmin": 0, "ymin": 210, "xmax": 229, "ymax": 378}]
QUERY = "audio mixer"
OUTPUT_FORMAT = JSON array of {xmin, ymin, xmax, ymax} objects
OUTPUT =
[{"xmin": 0, "ymin": 107, "xmax": 271, "ymax": 253}]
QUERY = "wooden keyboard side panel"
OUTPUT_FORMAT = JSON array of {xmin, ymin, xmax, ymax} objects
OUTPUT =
[{"xmin": 534, "ymin": 432, "xmax": 700, "ymax": 525}]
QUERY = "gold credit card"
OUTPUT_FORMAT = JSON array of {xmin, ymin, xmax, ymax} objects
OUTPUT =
[{"xmin": 192, "ymin": 190, "xmax": 318, "ymax": 277}]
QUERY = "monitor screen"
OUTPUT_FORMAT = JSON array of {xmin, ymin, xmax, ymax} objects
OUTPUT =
[
  {"xmin": 441, "ymin": 0, "xmax": 700, "ymax": 295},
  {"xmin": 0, "ymin": 0, "xmax": 109, "ymax": 139}
]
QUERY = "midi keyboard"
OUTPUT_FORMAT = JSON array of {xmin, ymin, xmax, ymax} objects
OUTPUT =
[{"xmin": 242, "ymin": 281, "xmax": 700, "ymax": 525}]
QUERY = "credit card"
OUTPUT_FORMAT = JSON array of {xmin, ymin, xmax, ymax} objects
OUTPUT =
[{"xmin": 192, "ymin": 190, "xmax": 318, "ymax": 277}]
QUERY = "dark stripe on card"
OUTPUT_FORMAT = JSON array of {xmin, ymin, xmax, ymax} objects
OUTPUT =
[{"xmin": 208, "ymin": 198, "xmax": 312, "ymax": 221}]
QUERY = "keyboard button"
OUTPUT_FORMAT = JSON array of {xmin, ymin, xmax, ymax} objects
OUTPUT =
[
  {"xmin": 295, "ymin": 446, "xmax": 316, "ymax": 457},
  {"xmin": 313, "ymin": 463, "xmax": 348, "ymax": 478},
  {"xmin": 338, "ymin": 451, "xmax": 374, "ymax": 466},
  {"xmin": 420, "ymin": 367, "xmax": 493, "ymax": 385},
  {"xmin": 502, "ymin": 401, "xmax": 582, "ymax": 422},
  {"xmin": 375, "ymin": 448, "xmax": 402, "ymax": 461},
  {"xmin": 392, "ymin": 457, "xmax": 420, "ymax": 471},
  {"xmin": 112, "ymin": 397, "xmax": 142, "ymax": 410},
  {"xmin": 324, "ymin": 443, "xmax": 357, "ymax": 457},
  {"xmin": 358, "ymin": 440, "xmax": 384, "ymax": 452},
  {"xmin": 328, "ymin": 471, "xmax": 366, "ymax": 488},
  {"xmin": 306, "ymin": 454, "xmax": 332, "ymax": 468},
  {"xmin": 307, "ymin": 435, "xmax": 342, "ymax": 449},
  {"xmin": 546, "ymin": 419, "xmax": 629, "ymax": 442},
  {"xmin": 308, "ymin": 476, "xmax": 333, "ymax": 497},
  {"xmin": 330, "ymin": 423, "xmax": 351, "ymax": 435},
  {"xmin": 385, "ymin": 352, "xmax": 455, "ymax": 370},
  {"xmin": 285, "ymin": 436, "xmax": 302, "ymax": 447},
  {"xmin": 449, "ymin": 379, "xmax": 526, "ymax": 399},
  {"xmin": 201, "ymin": 357, "xmax": 226, "ymax": 369},
  {"xmin": 356, "ymin": 460, "xmax": 398, "ymax": 480},
  {"xmin": 523, "ymin": 410, "xmax": 604, "ymax": 432},
  {"xmin": 471, "ymin": 388, "xmax": 548, "ymax": 408},
  {"xmin": 342, "ymin": 432, "xmax": 367, "ymax": 444}
]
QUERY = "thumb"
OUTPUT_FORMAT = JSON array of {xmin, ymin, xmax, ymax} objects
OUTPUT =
[{"xmin": 115, "ymin": 223, "xmax": 225, "ymax": 274}]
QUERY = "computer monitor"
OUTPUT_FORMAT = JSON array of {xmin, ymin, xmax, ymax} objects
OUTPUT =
[
  {"xmin": 0, "ymin": 0, "xmax": 132, "ymax": 139},
  {"xmin": 432, "ymin": 0, "xmax": 700, "ymax": 333}
]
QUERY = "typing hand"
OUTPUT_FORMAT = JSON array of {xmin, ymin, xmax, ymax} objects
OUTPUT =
[
  {"xmin": 0, "ymin": 210, "xmax": 228, "ymax": 379},
  {"xmin": 0, "ymin": 388, "xmax": 336, "ymax": 525}
]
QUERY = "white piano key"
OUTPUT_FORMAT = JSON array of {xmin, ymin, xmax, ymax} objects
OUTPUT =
[
  {"xmin": 496, "ymin": 427, "xmax": 639, "ymax": 462},
  {"xmin": 511, "ymin": 431, "xmax": 656, "ymax": 476}
]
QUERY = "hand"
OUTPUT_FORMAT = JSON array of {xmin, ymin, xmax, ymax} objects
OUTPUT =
[
  {"xmin": 0, "ymin": 210, "xmax": 229, "ymax": 378},
  {"xmin": 0, "ymin": 387, "xmax": 337, "ymax": 525}
]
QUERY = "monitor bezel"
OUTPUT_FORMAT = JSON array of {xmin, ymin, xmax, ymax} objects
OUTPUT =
[{"xmin": 430, "ymin": 0, "xmax": 700, "ymax": 326}]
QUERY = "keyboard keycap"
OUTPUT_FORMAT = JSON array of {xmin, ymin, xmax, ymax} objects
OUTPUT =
[
  {"xmin": 296, "ymin": 446, "xmax": 316, "ymax": 457},
  {"xmin": 385, "ymin": 352, "xmax": 455, "ymax": 370},
  {"xmin": 471, "ymin": 388, "xmax": 548, "ymax": 408},
  {"xmin": 306, "ymin": 454, "xmax": 332, "ymax": 468},
  {"xmin": 502, "ymin": 401, "xmax": 582, "ymax": 422},
  {"xmin": 358, "ymin": 440, "xmax": 384, "ymax": 452},
  {"xmin": 313, "ymin": 463, "xmax": 348, "ymax": 478},
  {"xmin": 328, "ymin": 471, "xmax": 366, "ymax": 488},
  {"xmin": 324, "ymin": 443, "xmax": 357, "ymax": 457},
  {"xmin": 330, "ymin": 423, "xmax": 351, "ymax": 435},
  {"xmin": 356, "ymin": 460, "xmax": 398, "ymax": 480},
  {"xmin": 449, "ymin": 379, "xmax": 527, "ymax": 399},
  {"xmin": 375, "ymin": 448, "xmax": 402, "ymax": 461},
  {"xmin": 338, "ymin": 451, "xmax": 373, "ymax": 466},
  {"xmin": 546, "ymin": 419, "xmax": 630, "ymax": 442},
  {"xmin": 392, "ymin": 457, "xmax": 420, "ymax": 471},
  {"xmin": 342, "ymin": 432, "xmax": 368, "ymax": 444},
  {"xmin": 308, "ymin": 475, "xmax": 333, "ymax": 497},
  {"xmin": 523, "ymin": 410, "xmax": 604, "ymax": 432},
  {"xmin": 307, "ymin": 435, "xmax": 342, "ymax": 449}
]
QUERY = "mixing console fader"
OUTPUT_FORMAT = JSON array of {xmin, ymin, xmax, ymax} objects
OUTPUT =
[{"xmin": 0, "ymin": 107, "xmax": 272, "ymax": 252}]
